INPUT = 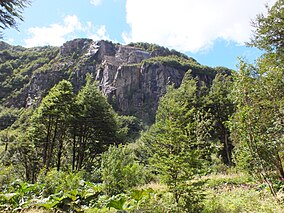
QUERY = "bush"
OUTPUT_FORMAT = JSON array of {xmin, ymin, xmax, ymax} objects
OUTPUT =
[
  {"xmin": 37, "ymin": 169, "xmax": 84, "ymax": 196},
  {"xmin": 0, "ymin": 165, "xmax": 18, "ymax": 192},
  {"xmin": 101, "ymin": 145, "xmax": 149, "ymax": 196}
]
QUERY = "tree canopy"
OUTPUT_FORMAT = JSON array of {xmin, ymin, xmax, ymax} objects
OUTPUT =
[
  {"xmin": 249, "ymin": 0, "xmax": 284, "ymax": 57},
  {"xmin": 0, "ymin": 0, "xmax": 30, "ymax": 37}
]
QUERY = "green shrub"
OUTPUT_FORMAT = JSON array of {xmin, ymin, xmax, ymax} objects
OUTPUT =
[
  {"xmin": 0, "ymin": 165, "xmax": 18, "ymax": 192},
  {"xmin": 101, "ymin": 145, "xmax": 148, "ymax": 196},
  {"xmin": 37, "ymin": 169, "xmax": 84, "ymax": 196}
]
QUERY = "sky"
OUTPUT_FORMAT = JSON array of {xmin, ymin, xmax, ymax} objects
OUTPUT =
[{"xmin": 2, "ymin": 0, "xmax": 277, "ymax": 70}]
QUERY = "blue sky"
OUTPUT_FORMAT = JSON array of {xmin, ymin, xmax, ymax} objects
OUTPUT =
[{"xmin": 2, "ymin": 0, "xmax": 276, "ymax": 70}]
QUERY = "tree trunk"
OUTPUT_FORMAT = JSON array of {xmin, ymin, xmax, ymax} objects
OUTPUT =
[
  {"xmin": 77, "ymin": 135, "xmax": 86, "ymax": 171},
  {"xmin": 223, "ymin": 128, "xmax": 232, "ymax": 166},
  {"xmin": 72, "ymin": 131, "xmax": 77, "ymax": 171},
  {"xmin": 76, "ymin": 126, "xmax": 87, "ymax": 171},
  {"xmin": 31, "ymin": 161, "xmax": 37, "ymax": 184},
  {"xmin": 46, "ymin": 118, "xmax": 58, "ymax": 172},
  {"xmin": 5, "ymin": 141, "xmax": 8, "ymax": 152},
  {"xmin": 24, "ymin": 161, "xmax": 30, "ymax": 182},
  {"xmin": 75, "ymin": 133, "xmax": 82, "ymax": 171},
  {"xmin": 43, "ymin": 116, "xmax": 52, "ymax": 166},
  {"xmin": 276, "ymin": 152, "xmax": 284, "ymax": 178},
  {"xmin": 56, "ymin": 132, "xmax": 64, "ymax": 171},
  {"xmin": 4, "ymin": 129, "xmax": 8, "ymax": 151}
]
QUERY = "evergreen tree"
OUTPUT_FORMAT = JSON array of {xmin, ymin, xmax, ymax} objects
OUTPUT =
[
  {"xmin": 205, "ymin": 73, "xmax": 234, "ymax": 166},
  {"xmin": 30, "ymin": 80, "xmax": 75, "ymax": 173},
  {"xmin": 72, "ymin": 75, "xmax": 119, "ymax": 171},
  {"xmin": 144, "ymin": 73, "xmax": 214, "ymax": 211},
  {"xmin": 0, "ymin": 0, "xmax": 30, "ymax": 37}
]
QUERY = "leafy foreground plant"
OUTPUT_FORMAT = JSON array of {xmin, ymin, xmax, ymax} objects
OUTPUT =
[
  {"xmin": 0, "ymin": 181, "xmax": 43, "ymax": 212},
  {"xmin": 104, "ymin": 187, "xmax": 190, "ymax": 213},
  {"xmin": 0, "ymin": 170, "xmax": 103, "ymax": 212}
]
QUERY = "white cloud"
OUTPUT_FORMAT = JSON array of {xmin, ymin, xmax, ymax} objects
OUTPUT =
[
  {"xmin": 4, "ymin": 38, "xmax": 15, "ymax": 44},
  {"xmin": 90, "ymin": 0, "xmax": 102, "ymax": 6},
  {"xmin": 89, "ymin": 25, "xmax": 110, "ymax": 41},
  {"xmin": 124, "ymin": 0, "xmax": 277, "ymax": 53},
  {"xmin": 24, "ymin": 15, "xmax": 82, "ymax": 47},
  {"xmin": 24, "ymin": 15, "xmax": 109, "ymax": 47}
]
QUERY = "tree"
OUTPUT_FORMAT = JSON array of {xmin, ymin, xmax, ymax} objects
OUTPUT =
[
  {"xmin": 116, "ymin": 115, "xmax": 144, "ymax": 143},
  {"xmin": 143, "ymin": 73, "xmax": 214, "ymax": 211},
  {"xmin": 205, "ymin": 73, "xmax": 234, "ymax": 166},
  {"xmin": 0, "ymin": 0, "xmax": 30, "ymax": 37},
  {"xmin": 230, "ymin": 59, "xmax": 284, "ymax": 197},
  {"xmin": 0, "ymin": 106, "xmax": 19, "ymax": 130},
  {"xmin": 30, "ymin": 80, "xmax": 75, "ymax": 173},
  {"xmin": 230, "ymin": 0, "xmax": 284, "ymax": 198},
  {"xmin": 0, "ymin": 107, "xmax": 20, "ymax": 151},
  {"xmin": 1, "ymin": 128, "xmax": 39, "ymax": 183},
  {"xmin": 249, "ymin": 0, "xmax": 284, "ymax": 56},
  {"xmin": 71, "ymin": 75, "xmax": 119, "ymax": 171},
  {"xmin": 0, "ymin": 107, "xmax": 38, "ymax": 183}
]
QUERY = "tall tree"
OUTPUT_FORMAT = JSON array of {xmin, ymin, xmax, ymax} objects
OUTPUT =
[
  {"xmin": 72, "ymin": 75, "xmax": 119, "ymax": 171},
  {"xmin": 0, "ymin": 0, "xmax": 30, "ymax": 37},
  {"xmin": 143, "ymin": 73, "xmax": 214, "ymax": 211},
  {"xmin": 1, "ymin": 128, "xmax": 40, "ymax": 183},
  {"xmin": 230, "ymin": 60, "xmax": 284, "ymax": 197},
  {"xmin": 205, "ymin": 73, "xmax": 234, "ymax": 166},
  {"xmin": 231, "ymin": 0, "xmax": 284, "ymax": 189},
  {"xmin": 30, "ymin": 80, "xmax": 75, "ymax": 172},
  {"xmin": 230, "ymin": 0, "xmax": 284, "ymax": 198}
]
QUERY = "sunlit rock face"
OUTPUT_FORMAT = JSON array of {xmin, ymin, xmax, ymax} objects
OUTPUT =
[{"xmin": 1, "ymin": 39, "xmax": 230, "ymax": 124}]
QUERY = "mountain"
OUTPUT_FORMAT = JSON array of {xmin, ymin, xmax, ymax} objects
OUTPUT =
[{"xmin": 0, "ymin": 38, "xmax": 231, "ymax": 124}]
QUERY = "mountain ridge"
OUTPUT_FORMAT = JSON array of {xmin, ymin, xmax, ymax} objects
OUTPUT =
[{"xmin": 0, "ymin": 38, "xmax": 232, "ymax": 124}]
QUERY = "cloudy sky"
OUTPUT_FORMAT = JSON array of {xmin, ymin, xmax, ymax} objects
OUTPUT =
[{"xmin": 3, "ymin": 0, "xmax": 276, "ymax": 69}]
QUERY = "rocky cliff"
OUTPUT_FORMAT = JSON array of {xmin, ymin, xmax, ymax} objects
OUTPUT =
[{"xmin": 0, "ymin": 39, "xmax": 231, "ymax": 124}]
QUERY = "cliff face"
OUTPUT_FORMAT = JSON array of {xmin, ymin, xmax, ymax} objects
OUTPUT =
[{"xmin": 0, "ymin": 39, "xmax": 231, "ymax": 124}]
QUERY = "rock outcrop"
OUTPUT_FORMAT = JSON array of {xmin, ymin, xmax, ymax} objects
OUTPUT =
[{"xmin": 0, "ymin": 39, "xmax": 231, "ymax": 124}]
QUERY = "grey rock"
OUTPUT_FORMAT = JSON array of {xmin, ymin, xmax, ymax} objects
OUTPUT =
[{"xmin": 0, "ymin": 39, "xmax": 230, "ymax": 124}]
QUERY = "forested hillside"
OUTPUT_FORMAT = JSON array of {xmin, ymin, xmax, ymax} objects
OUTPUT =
[
  {"xmin": 0, "ymin": 39, "xmax": 230, "ymax": 124},
  {"xmin": 0, "ymin": 0, "xmax": 284, "ymax": 212}
]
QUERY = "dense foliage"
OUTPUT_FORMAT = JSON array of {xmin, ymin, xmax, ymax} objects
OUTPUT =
[{"xmin": 229, "ymin": 0, "xmax": 284, "ymax": 199}]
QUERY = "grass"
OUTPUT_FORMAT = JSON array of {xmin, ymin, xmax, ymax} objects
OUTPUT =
[
  {"xmin": 202, "ymin": 172, "xmax": 284, "ymax": 213},
  {"xmin": 138, "ymin": 181, "xmax": 167, "ymax": 191},
  {"xmin": 132, "ymin": 172, "xmax": 284, "ymax": 212}
]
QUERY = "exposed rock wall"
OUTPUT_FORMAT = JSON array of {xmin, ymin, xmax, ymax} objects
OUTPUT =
[{"xmin": 0, "ymin": 39, "xmax": 230, "ymax": 124}]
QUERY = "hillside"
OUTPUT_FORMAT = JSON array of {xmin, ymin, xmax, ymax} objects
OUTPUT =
[
  {"xmin": 0, "ymin": 39, "xmax": 231, "ymax": 124},
  {"xmin": 1, "ymin": 0, "xmax": 284, "ymax": 211}
]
